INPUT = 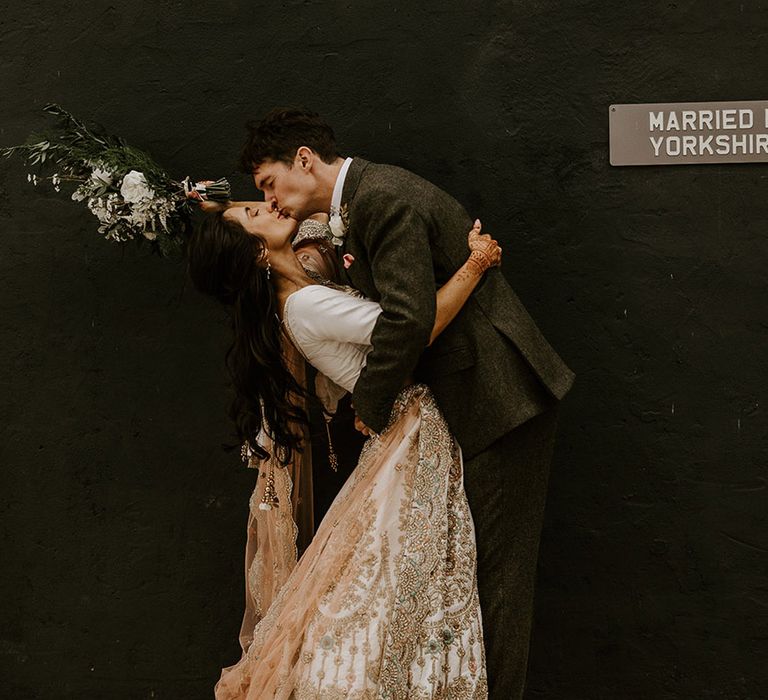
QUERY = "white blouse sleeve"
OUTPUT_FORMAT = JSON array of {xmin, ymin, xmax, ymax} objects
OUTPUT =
[{"xmin": 288, "ymin": 285, "xmax": 382, "ymax": 346}]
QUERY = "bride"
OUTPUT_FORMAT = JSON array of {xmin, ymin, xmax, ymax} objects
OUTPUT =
[{"xmin": 186, "ymin": 202, "xmax": 502, "ymax": 699}]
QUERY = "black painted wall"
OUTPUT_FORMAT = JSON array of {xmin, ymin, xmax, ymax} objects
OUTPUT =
[{"xmin": 1, "ymin": 2, "xmax": 766, "ymax": 698}]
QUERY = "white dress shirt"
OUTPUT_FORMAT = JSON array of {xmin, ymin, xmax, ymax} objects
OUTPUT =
[{"xmin": 330, "ymin": 156, "xmax": 353, "ymax": 216}]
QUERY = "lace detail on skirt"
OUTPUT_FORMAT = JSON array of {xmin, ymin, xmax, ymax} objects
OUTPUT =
[
  {"xmin": 245, "ymin": 457, "xmax": 299, "ymax": 620},
  {"xmin": 215, "ymin": 384, "xmax": 487, "ymax": 700}
]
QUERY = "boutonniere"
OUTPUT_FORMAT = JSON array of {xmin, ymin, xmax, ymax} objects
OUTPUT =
[{"xmin": 328, "ymin": 203, "xmax": 349, "ymax": 246}]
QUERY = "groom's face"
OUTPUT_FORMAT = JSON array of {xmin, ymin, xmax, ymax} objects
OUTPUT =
[{"xmin": 252, "ymin": 155, "xmax": 314, "ymax": 221}]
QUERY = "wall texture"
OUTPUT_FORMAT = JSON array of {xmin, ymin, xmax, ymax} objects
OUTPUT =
[{"xmin": 1, "ymin": 1, "xmax": 766, "ymax": 698}]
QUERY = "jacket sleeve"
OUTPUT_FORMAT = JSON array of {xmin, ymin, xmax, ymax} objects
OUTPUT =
[{"xmin": 351, "ymin": 198, "xmax": 437, "ymax": 432}]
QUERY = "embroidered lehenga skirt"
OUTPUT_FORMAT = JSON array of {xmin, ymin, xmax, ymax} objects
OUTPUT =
[{"xmin": 215, "ymin": 384, "xmax": 487, "ymax": 699}]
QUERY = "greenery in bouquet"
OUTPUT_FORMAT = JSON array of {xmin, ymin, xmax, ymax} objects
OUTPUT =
[{"xmin": 1, "ymin": 104, "xmax": 230, "ymax": 257}]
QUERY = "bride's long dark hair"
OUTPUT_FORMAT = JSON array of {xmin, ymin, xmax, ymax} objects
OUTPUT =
[{"xmin": 185, "ymin": 212, "xmax": 309, "ymax": 464}]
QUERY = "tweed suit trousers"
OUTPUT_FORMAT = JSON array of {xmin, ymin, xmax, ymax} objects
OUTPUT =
[{"xmin": 462, "ymin": 402, "xmax": 560, "ymax": 700}]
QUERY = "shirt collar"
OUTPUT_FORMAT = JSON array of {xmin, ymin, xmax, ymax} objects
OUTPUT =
[{"xmin": 330, "ymin": 157, "xmax": 353, "ymax": 215}]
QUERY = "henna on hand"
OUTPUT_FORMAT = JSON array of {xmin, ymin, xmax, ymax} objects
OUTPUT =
[
  {"xmin": 466, "ymin": 249, "xmax": 496, "ymax": 275},
  {"xmin": 466, "ymin": 218, "xmax": 502, "ymax": 274}
]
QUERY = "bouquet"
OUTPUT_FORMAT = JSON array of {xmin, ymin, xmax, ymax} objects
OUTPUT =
[{"xmin": 1, "ymin": 104, "xmax": 230, "ymax": 257}]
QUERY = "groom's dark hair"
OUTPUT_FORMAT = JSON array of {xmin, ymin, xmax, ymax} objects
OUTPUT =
[{"xmin": 239, "ymin": 107, "xmax": 338, "ymax": 172}]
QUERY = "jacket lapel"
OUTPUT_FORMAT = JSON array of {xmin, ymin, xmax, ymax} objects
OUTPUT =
[
  {"xmin": 335, "ymin": 157, "xmax": 370, "ymax": 287},
  {"xmin": 341, "ymin": 157, "xmax": 368, "ymax": 204}
]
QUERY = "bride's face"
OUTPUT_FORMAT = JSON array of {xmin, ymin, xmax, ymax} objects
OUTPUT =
[{"xmin": 222, "ymin": 204, "xmax": 298, "ymax": 251}]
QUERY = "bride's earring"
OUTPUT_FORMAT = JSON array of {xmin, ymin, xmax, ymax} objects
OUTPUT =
[{"xmin": 266, "ymin": 258, "xmax": 272, "ymax": 279}]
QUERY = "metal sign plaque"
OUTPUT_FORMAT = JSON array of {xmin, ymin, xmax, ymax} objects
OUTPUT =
[{"xmin": 610, "ymin": 100, "xmax": 768, "ymax": 166}]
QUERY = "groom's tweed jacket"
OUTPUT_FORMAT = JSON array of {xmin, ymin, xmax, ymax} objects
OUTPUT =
[{"xmin": 339, "ymin": 158, "xmax": 575, "ymax": 460}]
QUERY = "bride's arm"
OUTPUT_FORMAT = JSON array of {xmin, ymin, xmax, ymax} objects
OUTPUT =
[{"xmin": 428, "ymin": 220, "xmax": 502, "ymax": 346}]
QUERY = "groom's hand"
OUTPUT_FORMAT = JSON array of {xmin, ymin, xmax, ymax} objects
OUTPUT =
[
  {"xmin": 354, "ymin": 415, "xmax": 375, "ymax": 436},
  {"xmin": 351, "ymin": 402, "xmax": 376, "ymax": 437}
]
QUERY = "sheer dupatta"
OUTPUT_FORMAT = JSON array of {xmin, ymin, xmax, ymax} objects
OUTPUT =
[{"xmin": 236, "ymin": 335, "xmax": 315, "ymax": 652}]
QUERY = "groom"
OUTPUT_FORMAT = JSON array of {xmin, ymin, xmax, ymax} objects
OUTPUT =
[{"xmin": 241, "ymin": 108, "xmax": 575, "ymax": 699}]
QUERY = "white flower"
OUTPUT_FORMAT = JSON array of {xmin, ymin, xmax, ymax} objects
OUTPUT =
[
  {"xmin": 328, "ymin": 213, "xmax": 346, "ymax": 246},
  {"xmin": 143, "ymin": 230, "xmax": 158, "ymax": 241},
  {"xmin": 104, "ymin": 193, "xmax": 121, "ymax": 211},
  {"xmin": 87, "ymin": 197, "xmax": 112, "ymax": 224},
  {"xmin": 120, "ymin": 170, "xmax": 154, "ymax": 204},
  {"xmin": 90, "ymin": 167, "xmax": 113, "ymax": 187},
  {"xmin": 129, "ymin": 213, "xmax": 149, "ymax": 228},
  {"xmin": 71, "ymin": 187, "xmax": 88, "ymax": 202}
]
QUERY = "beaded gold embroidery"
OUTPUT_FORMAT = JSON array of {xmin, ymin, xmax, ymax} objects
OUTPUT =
[{"xmin": 217, "ymin": 385, "xmax": 486, "ymax": 699}]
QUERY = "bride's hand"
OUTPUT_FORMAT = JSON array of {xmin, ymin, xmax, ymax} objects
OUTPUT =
[
  {"xmin": 185, "ymin": 180, "xmax": 229, "ymax": 212},
  {"xmin": 466, "ymin": 219, "xmax": 502, "ymax": 274}
]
